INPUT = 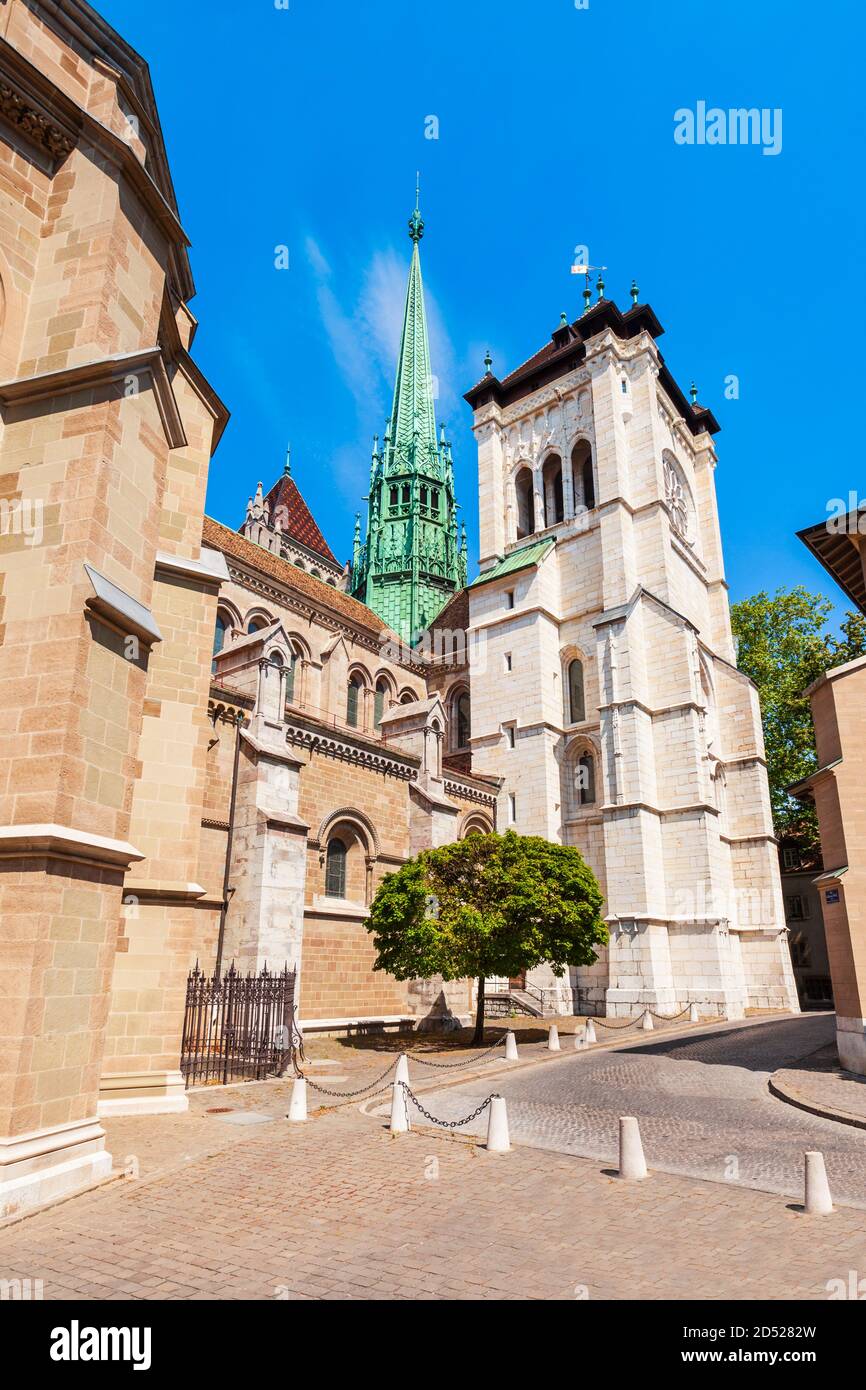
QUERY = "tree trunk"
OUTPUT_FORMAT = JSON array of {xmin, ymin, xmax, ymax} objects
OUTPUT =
[{"xmin": 473, "ymin": 975, "xmax": 485, "ymax": 1046}]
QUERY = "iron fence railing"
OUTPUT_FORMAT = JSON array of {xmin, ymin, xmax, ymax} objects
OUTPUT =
[{"xmin": 180, "ymin": 962, "xmax": 301, "ymax": 1088}]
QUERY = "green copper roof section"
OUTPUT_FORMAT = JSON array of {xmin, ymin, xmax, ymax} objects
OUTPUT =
[
  {"xmin": 384, "ymin": 193, "xmax": 438, "ymax": 472},
  {"xmin": 349, "ymin": 191, "xmax": 467, "ymax": 645},
  {"xmin": 469, "ymin": 538, "xmax": 554, "ymax": 588}
]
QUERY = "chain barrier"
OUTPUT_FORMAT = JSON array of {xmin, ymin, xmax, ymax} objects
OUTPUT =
[
  {"xmin": 293, "ymin": 1056, "xmax": 398, "ymax": 1100},
  {"xmin": 399, "ymin": 1080, "xmax": 497, "ymax": 1130},
  {"xmin": 408, "ymin": 1033, "xmax": 509, "ymax": 1069},
  {"xmin": 590, "ymin": 1003, "xmax": 697, "ymax": 1029},
  {"xmin": 648, "ymin": 1004, "xmax": 693, "ymax": 1022}
]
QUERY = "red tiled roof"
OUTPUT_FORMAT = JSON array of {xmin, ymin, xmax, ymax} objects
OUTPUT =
[
  {"xmin": 203, "ymin": 515, "xmax": 408, "ymax": 648},
  {"xmin": 260, "ymin": 472, "xmax": 337, "ymax": 565}
]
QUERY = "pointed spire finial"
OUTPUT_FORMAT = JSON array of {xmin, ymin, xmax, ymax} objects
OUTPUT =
[
  {"xmin": 582, "ymin": 275, "xmax": 593, "ymax": 315},
  {"xmin": 409, "ymin": 173, "xmax": 424, "ymax": 242},
  {"xmin": 560, "ymin": 311, "xmax": 568, "ymax": 326},
  {"xmin": 284, "ymin": 443, "xmax": 291, "ymax": 476},
  {"xmin": 484, "ymin": 349, "xmax": 493, "ymax": 376},
  {"xmin": 690, "ymin": 381, "xmax": 698, "ymax": 406},
  {"xmin": 630, "ymin": 279, "xmax": 640, "ymax": 307},
  {"xmin": 596, "ymin": 271, "xmax": 605, "ymax": 302}
]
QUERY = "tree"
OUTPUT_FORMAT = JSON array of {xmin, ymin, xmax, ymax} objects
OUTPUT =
[
  {"xmin": 731, "ymin": 586, "xmax": 866, "ymax": 841},
  {"xmin": 366, "ymin": 830, "xmax": 606, "ymax": 1044}
]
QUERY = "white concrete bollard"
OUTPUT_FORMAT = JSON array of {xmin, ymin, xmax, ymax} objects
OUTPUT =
[
  {"xmin": 641, "ymin": 1010, "xmax": 654, "ymax": 1031},
  {"xmin": 574, "ymin": 1031, "xmax": 587, "ymax": 1050},
  {"xmin": 804, "ymin": 1151, "xmax": 833, "ymax": 1215},
  {"xmin": 505, "ymin": 1030, "xmax": 519, "ymax": 1061},
  {"xmin": 394, "ymin": 1052, "xmax": 410, "ymax": 1086},
  {"xmin": 584, "ymin": 1019, "xmax": 597, "ymax": 1045},
  {"xmin": 389, "ymin": 1078, "xmax": 411, "ymax": 1134},
  {"xmin": 547, "ymin": 1024, "xmax": 561, "ymax": 1052},
  {"xmin": 689, "ymin": 1003, "xmax": 699, "ymax": 1023},
  {"xmin": 618, "ymin": 1116, "xmax": 648, "ymax": 1180},
  {"xmin": 288, "ymin": 1077, "xmax": 307, "ymax": 1123},
  {"xmin": 486, "ymin": 1096, "xmax": 510, "ymax": 1153}
]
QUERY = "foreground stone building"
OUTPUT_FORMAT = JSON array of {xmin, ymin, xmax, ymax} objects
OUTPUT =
[{"xmin": 795, "ymin": 511, "xmax": 866, "ymax": 1070}]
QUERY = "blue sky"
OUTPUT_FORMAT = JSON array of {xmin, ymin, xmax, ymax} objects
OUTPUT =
[{"xmin": 99, "ymin": 0, "xmax": 862, "ymax": 621}]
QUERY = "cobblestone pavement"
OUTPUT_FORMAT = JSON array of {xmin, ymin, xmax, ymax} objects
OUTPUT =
[
  {"xmin": 388, "ymin": 1013, "xmax": 866, "ymax": 1206},
  {"xmin": 2, "ymin": 1099, "xmax": 866, "ymax": 1301}
]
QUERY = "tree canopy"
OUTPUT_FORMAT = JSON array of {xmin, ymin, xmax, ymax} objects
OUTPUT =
[
  {"xmin": 366, "ymin": 831, "xmax": 607, "ymax": 1040},
  {"xmin": 731, "ymin": 586, "xmax": 866, "ymax": 839}
]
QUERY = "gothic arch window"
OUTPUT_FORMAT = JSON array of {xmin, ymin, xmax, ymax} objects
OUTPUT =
[
  {"xmin": 542, "ymin": 455, "xmax": 564, "ymax": 527},
  {"xmin": 347, "ymin": 674, "xmax": 363, "ymax": 727},
  {"xmin": 401, "ymin": 484, "xmax": 410, "ymax": 505},
  {"xmin": 662, "ymin": 451, "xmax": 696, "ymax": 543},
  {"xmin": 515, "ymin": 467, "xmax": 535, "ymax": 539},
  {"xmin": 373, "ymin": 677, "xmax": 390, "ymax": 730},
  {"xmin": 566, "ymin": 657, "xmax": 586, "ymax": 724},
  {"xmin": 211, "ymin": 612, "xmax": 228, "ymax": 673},
  {"xmin": 453, "ymin": 689, "xmax": 471, "ymax": 749},
  {"xmin": 571, "ymin": 440, "xmax": 596, "ymax": 512},
  {"xmin": 285, "ymin": 646, "xmax": 300, "ymax": 704},
  {"xmin": 325, "ymin": 837, "xmax": 347, "ymax": 898},
  {"xmin": 563, "ymin": 739, "xmax": 598, "ymax": 816},
  {"xmin": 390, "ymin": 486, "xmax": 398, "ymax": 508}
]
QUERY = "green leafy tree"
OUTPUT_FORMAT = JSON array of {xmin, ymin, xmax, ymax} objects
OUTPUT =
[
  {"xmin": 731, "ymin": 586, "xmax": 866, "ymax": 841},
  {"xmin": 366, "ymin": 830, "xmax": 606, "ymax": 1044}
]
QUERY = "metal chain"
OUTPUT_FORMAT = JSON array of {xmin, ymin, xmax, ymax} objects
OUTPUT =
[
  {"xmin": 648, "ymin": 1004, "xmax": 693, "ymax": 1022},
  {"xmin": 294, "ymin": 1057, "xmax": 398, "ymax": 1099},
  {"xmin": 409, "ymin": 1033, "xmax": 509, "ymax": 1069},
  {"xmin": 399, "ymin": 1080, "xmax": 497, "ymax": 1129}
]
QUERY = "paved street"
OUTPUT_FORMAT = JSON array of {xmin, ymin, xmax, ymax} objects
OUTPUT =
[
  {"xmin": 2, "ymin": 1013, "xmax": 865, "ymax": 1301},
  {"xmin": 391, "ymin": 1013, "xmax": 866, "ymax": 1204}
]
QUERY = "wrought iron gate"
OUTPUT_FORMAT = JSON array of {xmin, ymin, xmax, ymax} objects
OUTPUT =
[{"xmin": 180, "ymin": 962, "xmax": 301, "ymax": 1087}]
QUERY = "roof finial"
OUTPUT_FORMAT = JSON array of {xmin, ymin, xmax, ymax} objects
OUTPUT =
[
  {"xmin": 284, "ymin": 443, "xmax": 291, "ymax": 476},
  {"xmin": 484, "ymin": 349, "xmax": 493, "ymax": 376},
  {"xmin": 690, "ymin": 381, "xmax": 698, "ymax": 406},
  {"xmin": 409, "ymin": 172, "xmax": 424, "ymax": 242},
  {"xmin": 596, "ymin": 271, "xmax": 605, "ymax": 302},
  {"xmin": 630, "ymin": 279, "xmax": 640, "ymax": 307},
  {"xmin": 582, "ymin": 274, "xmax": 593, "ymax": 316},
  {"xmin": 560, "ymin": 310, "xmax": 568, "ymax": 326}
]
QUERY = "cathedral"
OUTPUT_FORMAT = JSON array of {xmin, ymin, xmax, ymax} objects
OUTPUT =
[{"xmin": 0, "ymin": 0, "xmax": 795, "ymax": 1218}]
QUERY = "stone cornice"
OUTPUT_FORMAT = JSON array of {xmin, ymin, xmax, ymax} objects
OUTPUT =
[
  {"xmin": 0, "ymin": 823, "xmax": 143, "ymax": 870},
  {"xmin": 285, "ymin": 716, "xmax": 420, "ymax": 782},
  {"xmin": 442, "ymin": 775, "xmax": 498, "ymax": 807},
  {"xmin": 0, "ymin": 348, "xmax": 187, "ymax": 449},
  {"xmin": 0, "ymin": 73, "xmax": 75, "ymax": 162}
]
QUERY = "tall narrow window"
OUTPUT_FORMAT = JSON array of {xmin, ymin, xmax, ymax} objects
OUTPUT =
[
  {"xmin": 401, "ymin": 484, "xmax": 410, "ymax": 504},
  {"xmin": 567, "ymin": 658, "xmax": 586, "ymax": 723},
  {"xmin": 212, "ymin": 613, "xmax": 227, "ymax": 673},
  {"xmin": 515, "ymin": 468, "xmax": 535, "ymax": 539},
  {"xmin": 578, "ymin": 753, "xmax": 596, "ymax": 806},
  {"xmin": 285, "ymin": 650, "xmax": 298, "ymax": 704},
  {"xmin": 390, "ymin": 486, "xmax": 398, "ymax": 507},
  {"xmin": 543, "ymin": 455, "xmax": 564, "ymax": 527},
  {"xmin": 571, "ymin": 441, "xmax": 595, "ymax": 511},
  {"xmin": 325, "ymin": 838, "xmax": 347, "ymax": 898},
  {"xmin": 583, "ymin": 458, "xmax": 595, "ymax": 510},
  {"xmin": 347, "ymin": 676, "xmax": 362, "ymax": 727},
  {"xmin": 456, "ymin": 691, "xmax": 471, "ymax": 748},
  {"xmin": 374, "ymin": 678, "xmax": 388, "ymax": 729}
]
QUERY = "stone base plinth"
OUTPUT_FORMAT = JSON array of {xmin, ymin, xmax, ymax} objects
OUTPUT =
[
  {"xmin": 97, "ymin": 1069, "xmax": 189, "ymax": 1117},
  {"xmin": 836, "ymin": 1016, "xmax": 866, "ymax": 1075},
  {"xmin": 0, "ymin": 1118, "xmax": 113, "ymax": 1220}
]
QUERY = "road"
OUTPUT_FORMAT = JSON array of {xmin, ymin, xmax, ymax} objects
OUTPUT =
[{"xmin": 394, "ymin": 1013, "xmax": 866, "ymax": 1204}]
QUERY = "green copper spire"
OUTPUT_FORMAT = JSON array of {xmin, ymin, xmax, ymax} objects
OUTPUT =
[{"xmin": 350, "ymin": 192, "xmax": 466, "ymax": 644}]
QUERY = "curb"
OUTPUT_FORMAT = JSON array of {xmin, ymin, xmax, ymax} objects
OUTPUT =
[{"xmin": 768, "ymin": 1073, "xmax": 866, "ymax": 1132}]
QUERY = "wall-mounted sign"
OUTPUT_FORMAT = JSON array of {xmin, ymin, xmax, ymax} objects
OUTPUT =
[{"xmin": 825, "ymin": 888, "xmax": 841, "ymax": 905}]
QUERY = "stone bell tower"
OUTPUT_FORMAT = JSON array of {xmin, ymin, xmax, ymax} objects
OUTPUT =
[{"xmin": 464, "ymin": 281, "xmax": 799, "ymax": 1020}]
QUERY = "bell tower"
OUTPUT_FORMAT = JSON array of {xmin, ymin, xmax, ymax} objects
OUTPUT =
[{"xmin": 350, "ymin": 191, "xmax": 467, "ymax": 642}]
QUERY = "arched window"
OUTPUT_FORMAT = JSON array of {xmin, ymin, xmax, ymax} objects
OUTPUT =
[
  {"xmin": 662, "ymin": 451, "xmax": 695, "ymax": 542},
  {"xmin": 566, "ymin": 659, "xmax": 586, "ymax": 724},
  {"xmin": 212, "ymin": 613, "xmax": 228, "ymax": 672},
  {"xmin": 311, "ymin": 569, "xmax": 321, "ymax": 580},
  {"xmin": 347, "ymin": 675, "xmax": 362, "ymax": 727},
  {"xmin": 577, "ymin": 753, "xmax": 596, "ymax": 806},
  {"xmin": 401, "ymin": 484, "xmax": 410, "ymax": 504},
  {"xmin": 543, "ymin": 455, "xmax": 564, "ymax": 527},
  {"xmin": 455, "ymin": 691, "xmax": 471, "ymax": 748},
  {"xmin": 390, "ymin": 486, "xmax": 398, "ymax": 507},
  {"xmin": 373, "ymin": 678, "xmax": 389, "ymax": 729},
  {"xmin": 400, "ymin": 690, "xmax": 416, "ymax": 705},
  {"xmin": 515, "ymin": 467, "xmax": 535, "ymax": 539},
  {"xmin": 285, "ymin": 649, "xmax": 299, "ymax": 704},
  {"xmin": 248, "ymin": 619, "xmax": 265, "ymax": 634},
  {"xmin": 325, "ymin": 837, "xmax": 347, "ymax": 898},
  {"xmin": 571, "ymin": 441, "xmax": 595, "ymax": 512}
]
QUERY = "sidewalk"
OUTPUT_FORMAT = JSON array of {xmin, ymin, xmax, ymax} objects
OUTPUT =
[{"xmin": 771, "ymin": 1035, "xmax": 866, "ymax": 1131}]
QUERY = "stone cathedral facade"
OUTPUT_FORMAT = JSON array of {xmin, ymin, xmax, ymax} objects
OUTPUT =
[{"xmin": 462, "ymin": 298, "xmax": 799, "ymax": 1019}]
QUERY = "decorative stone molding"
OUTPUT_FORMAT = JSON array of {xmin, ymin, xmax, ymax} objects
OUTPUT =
[
  {"xmin": 0, "ymin": 823, "xmax": 143, "ymax": 869},
  {"xmin": 443, "ymin": 776, "xmax": 497, "ymax": 808},
  {"xmin": 0, "ymin": 78, "xmax": 75, "ymax": 160},
  {"xmin": 285, "ymin": 718, "xmax": 419, "ymax": 782}
]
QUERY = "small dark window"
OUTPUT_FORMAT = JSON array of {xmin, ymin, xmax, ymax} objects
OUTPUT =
[
  {"xmin": 577, "ymin": 753, "xmax": 596, "ymax": 806},
  {"xmin": 431, "ymin": 489, "xmax": 440, "ymax": 511},
  {"xmin": 390, "ymin": 486, "xmax": 398, "ymax": 507},
  {"xmin": 285, "ymin": 650, "xmax": 298, "ymax": 703},
  {"xmin": 402, "ymin": 484, "xmax": 410, "ymax": 504},
  {"xmin": 420, "ymin": 486, "xmax": 428, "ymax": 507},
  {"xmin": 212, "ymin": 614, "xmax": 227, "ymax": 673},
  {"xmin": 567, "ymin": 659, "xmax": 586, "ymax": 724},
  {"xmin": 325, "ymin": 838, "xmax": 347, "ymax": 898},
  {"xmin": 374, "ymin": 678, "xmax": 389, "ymax": 729},
  {"xmin": 456, "ymin": 691, "xmax": 471, "ymax": 748},
  {"xmin": 583, "ymin": 458, "xmax": 595, "ymax": 510},
  {"xmin": 347, "ymin": 676, "xmax": 362, "ymax": 727}
]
